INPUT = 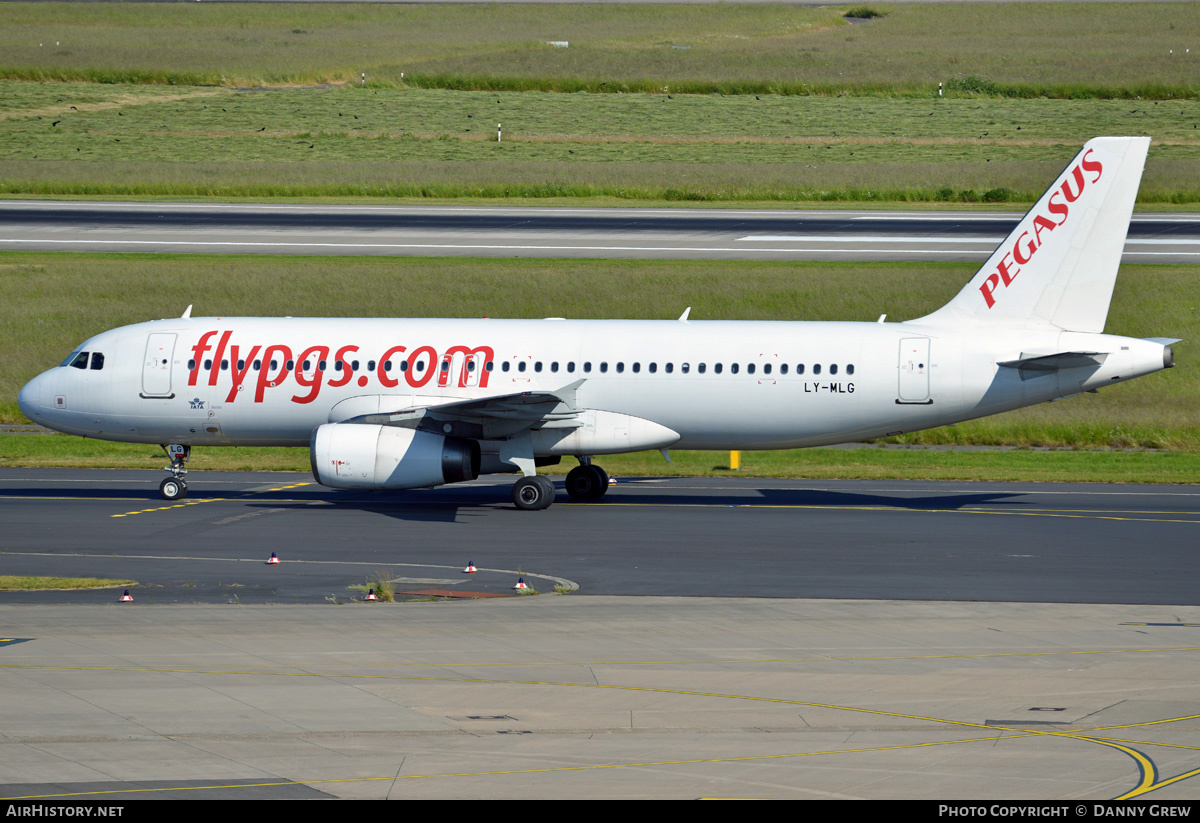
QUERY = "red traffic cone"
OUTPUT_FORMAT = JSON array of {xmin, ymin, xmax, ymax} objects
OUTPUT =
[
  {"xmin": 267, "ymin": 552, "xmax": 280, "ymax": 565},
  {"xmin": 119, "ymin": 589, "xmax": 133, "ymax": 602},
  {"xmin": 513, "ymin": 577, "xmax": 529, "ymax": 590},
  {"xmin": 463, "ymin": 561, "xmax": 477, "ymax": 574},
  {"xmin": 365, "ymin": 588, "xmax": 378, "ymax": 601}
]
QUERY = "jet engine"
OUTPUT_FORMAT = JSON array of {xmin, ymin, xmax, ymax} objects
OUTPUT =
[{"xmin": 310, "ymin": 423, "xmax": 480, "ymax": 490}]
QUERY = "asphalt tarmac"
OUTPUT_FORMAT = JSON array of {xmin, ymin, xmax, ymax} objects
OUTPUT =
[
  {"xmin": 3, "ymin": 468, "xmax": 1198, "ymax": 606},
  {"xmin": 3, "ymin": 468, "xmax": 1200, "ymax": 799},
  {"xmin": 3, "ymin": 201, "xmax": 1199, "ymax": 262}
]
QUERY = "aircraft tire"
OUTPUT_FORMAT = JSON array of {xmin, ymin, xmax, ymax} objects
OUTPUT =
[
  {"xmin": 565, "ymin": 465, "xmax": 605, "ymax": 501},
  {"xmin": 513, "ymin": 475, "xmax": 555, "ymax": 510},
  {"xmin": 160, "ymin": 478, "xmax": 185, "ymax": 501}
]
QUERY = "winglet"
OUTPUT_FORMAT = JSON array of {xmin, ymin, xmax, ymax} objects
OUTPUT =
[
  {"xmin": 181, "ymin": 304, "xmax": 193, "ymax": 319},
  {"xmin": 679, "ymin": 307, "xmax": 691, "ymax": 322}
]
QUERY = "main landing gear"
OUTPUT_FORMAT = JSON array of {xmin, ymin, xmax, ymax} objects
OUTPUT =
[
  {"xmin": 159, "ymin": 444, "xmax": 190, "ymax": 500},
  {"xmin": 509, "ymin": 459, "xmax": 610, "ymax": 510},
  {"xmin": 564, "ymin": 463, "xmax": 609, "ymax": 502}
]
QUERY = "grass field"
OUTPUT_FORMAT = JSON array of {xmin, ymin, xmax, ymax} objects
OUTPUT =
[
  {"xmin": 1, "ymin": 3, "xmax": 1196, "ymax": 98},
  {"xmin": 4, "ymin": 434, "xmax": 1198, "ymax": 484},
  {"xmin": 2, "ymin": 82, "xmax": 1199, "ymax": 202},
  {"xmin": 2, "ymin": 252, "xmax": 1195, "ymax": 452}
]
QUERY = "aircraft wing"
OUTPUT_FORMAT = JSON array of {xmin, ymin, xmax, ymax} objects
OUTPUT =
[{"xmin": 351, "ymin": 379, "xmax": 586, "ymax": 440}]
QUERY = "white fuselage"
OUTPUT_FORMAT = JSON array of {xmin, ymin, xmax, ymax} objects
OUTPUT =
[{"xmin": 18, "ymin": 316, "xmax": 1170, "ymax": 459}]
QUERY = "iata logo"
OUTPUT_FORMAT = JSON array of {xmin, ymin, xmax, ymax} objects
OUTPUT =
[
  {"xmin": 188, "ymin": 397, "xmax": 205, "ymax": 409},
  {"xmin": 979, "ymin": 148, "xmax": 1103, "ymax": 309}
]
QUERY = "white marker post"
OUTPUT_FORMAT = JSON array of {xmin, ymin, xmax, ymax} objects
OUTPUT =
[
  {"xmin": 361, "ymin": 72, "xmax": 365, "ymax": 87},
  {"xmin": 497, "ymin": 123, "xmax": 502, "ymax": 143}
]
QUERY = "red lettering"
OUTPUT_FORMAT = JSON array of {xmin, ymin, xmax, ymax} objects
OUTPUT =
[
  {"xmin": 292, "ymin": 345, "xmax": 329, "ymax": 404},
  {"xmin": 1047, "ymin": 190, "xmax": 1070, "ymax": 225},
  {"xmin": 254, "ymin": 344, "xmax": 293, "ymax": 403},
  {"xmin": 996, "ymin": 252, "xmax": 1019, "ymax": 287},
  {"xmin": 224, "ymin": 345, "xmax": 262, "ymax": 403},
  {"xmin": 1031, "ymin": 214, "xmax": 1057, "ymax": 248},
  {"xmin": 404, "ymin": 345, "xmax": 436, "ymax": 389},
  {"xmin": 1012, "ymin": 231, "xmax": 1037, "ymax": 266},
  {"xmin": 326, "ymin": 345, "xmax": 359, "ymax": 389},
  {"xmin": 377, "ymin": 345, "xmax": 407, "ymax": 389},
  {"xmin": 444, "ymin": 345, "xmax": 495, "ymax": 388},
  {"xmin": 207, "ymin": 330, "xmax": 232, "ymax": 387},
  {"xmin": 1059, "ymin": 164, "xmax": 1086, "ymax": 203},
  {"xmin": 188, "ymin": 331, "xmax": 217, "ymax": 387},
  {"xmin": 979, "ymin": 273, "xmax": 1001, "ymax": 309},
  {"xmin": 1080, "ymin": 148, "xmax": 1103, "ymax": 184}
]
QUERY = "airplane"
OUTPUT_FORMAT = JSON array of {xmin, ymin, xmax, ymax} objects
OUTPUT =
[{"xmin": 17, "ymin": 137, "xmax": 1177, "ymax": 510}]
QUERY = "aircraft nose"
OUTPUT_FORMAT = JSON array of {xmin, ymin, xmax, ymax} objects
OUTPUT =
[{"xmin": 17, "ymin": 373, "xmax": 45, "ymax": 423}]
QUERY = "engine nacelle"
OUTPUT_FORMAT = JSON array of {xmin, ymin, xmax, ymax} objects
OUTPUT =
[{"xmin": 310, "ymin": 423, "xmax": 480, "ymax": 490}]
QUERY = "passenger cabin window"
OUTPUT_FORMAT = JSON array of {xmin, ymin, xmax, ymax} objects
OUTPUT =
[
  {"xmin": 90, "ymin": 352, "xmax": 104, "ymax": 371},
  {"xmin": 502, "ymin": 361, "xmax": 511, "ymax": 372},
  {"xmin": 847, "ymin": 364, "xmax": 855, "ymax": 375},
  {"xmin": 780, "ymin": 364, "xmax": 788, "ymax": 375},
  {"xmin": 682, "ymin": 363, "xmax": 690, "ymax": 374},
  {"xmin": 813, "ymin": 364, "xmax": 822, "ymax": 375},
  {"xmin": 698, "ymin": 363, "xmax": 705, "ymax": 374},
  {"xmin": 796, "ymin": 364, "xmax": 805, "ymax": 375},
  {"xmin": 713, "ymin": 363, "xmax": 721, "ymax": 374},
  {"xmin": 830, "ymin": 364, "xmax": 838, "ymax": 375}
]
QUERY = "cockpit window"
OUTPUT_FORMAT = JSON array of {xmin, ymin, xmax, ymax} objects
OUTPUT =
[
  {"xmin": 90, "ymin": 352, "xmax": 104, "ymax": 371},
  {"xmin": 61, "ymin": 351, "xmax": 89, "ymax": 369}
]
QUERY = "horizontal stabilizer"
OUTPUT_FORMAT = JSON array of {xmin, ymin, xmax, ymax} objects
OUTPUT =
[{"xmin": 997, "ymin": 351, "xmax": 1108, "ymax": 381}]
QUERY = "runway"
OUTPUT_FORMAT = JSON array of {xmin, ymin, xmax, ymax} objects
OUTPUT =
[
  {"xmin": 3, "ymin": 468, "xmax": 1199, "ymax": 606},
  {"xmin": 3, "ymin": 201, "xmax": 1199, "ymax": 262},
  {"xmin": 4, "ymin": 469, "xmax": 1200, "ymax": 799}
]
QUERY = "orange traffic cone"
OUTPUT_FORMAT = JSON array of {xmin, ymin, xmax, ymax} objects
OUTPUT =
[
  {"xmin": 267, "ymin": 552, "xmax": 280, "ymax": 565},
  {"xmin": 513, "ymin": 577, "xmax": 529, "ymax": 590},
  {"xmin": 119, "ymin": 589, "xmax": 133, "ymax": 602},
  {"xmin": 365, "ymin": 588, "xmax": 378, "ymax": 602},
  {"xmin": 463, "ymin": 561, "xmax": 477, "ymax": 574}
]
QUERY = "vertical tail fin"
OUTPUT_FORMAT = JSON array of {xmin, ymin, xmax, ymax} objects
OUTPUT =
[{"xmin": 914, "ymin": 137, "xmax": 1150, "ymax": 333}]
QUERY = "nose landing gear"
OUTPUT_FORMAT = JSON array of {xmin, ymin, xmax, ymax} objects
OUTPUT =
[{"xmin": 159, "ymin": 444, "xmax": 190, "ymax": 500}]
